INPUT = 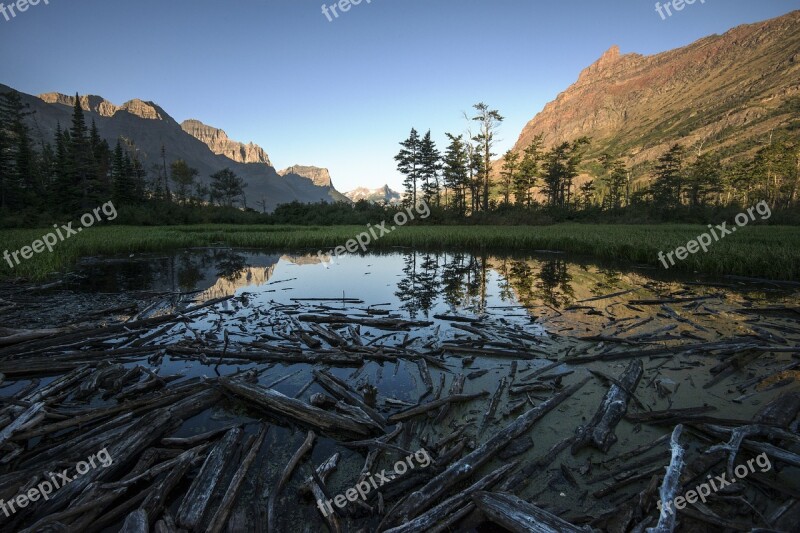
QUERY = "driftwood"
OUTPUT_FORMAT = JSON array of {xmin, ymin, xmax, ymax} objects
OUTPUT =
[
  {"xmin": 388, "ymin": 392, "xmax": 489, "ymax": 423},
  {"xmin": 176, "ymin": 427, "xmax": 243, "ymax": 529},
  {"xmin": 383, "ymin": 463, "xmax": 517, "ymax": 533},
  {"xmin": 384, "ymin": 377, "xmax": 590, "ymax": 526},
  {"xmin": 313, "ymin": 369, "xmax": 386, "ymax": 428},
  {"xmin": 207, "ymin": 424, "xmax": 268, "ymax": 533},
  {"xmin": 304, "ymin": 453, "xmax": 342, "ymax": 533},
  {"xmin": 646, "ymin": 425, "xmax": 685, "ymax": 533},
  {"xmin": 472, "ymin": 491, "xmax": 591, "ymax": 533},
  {"xmin": 267, "ymin": 430, "xmax": 315, "ymax": 533},
  {"xmin": 220, "ymin": 377, "xmax": 371, "ymax": 437},
  {"xmin": 572, "ymin": 360, "xmax": 643, "ymax": 454}
]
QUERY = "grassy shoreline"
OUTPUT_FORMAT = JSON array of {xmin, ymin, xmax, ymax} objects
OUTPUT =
[{"xmin": 1, "ymin": 224, "xmax": 798, "ymax": 281}]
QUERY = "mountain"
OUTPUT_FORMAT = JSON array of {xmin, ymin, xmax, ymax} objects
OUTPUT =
[
  {"xmin": 512, "ymin": 10, "xmax": 800, "ymax": 173},
  {"xmin": 6, "ymin": 86, "xmax": 345, "ymax": 211},
  {"xmin": 278, "ymin": 165, "xmax": 351, "ymax": 203},
  {"xmin": 180, "ymin": 119, "xmax": 271, "ymax": 166},
  {"xmin": 345, "ymin": 185, "xmax": 402, "ymax": 205}
]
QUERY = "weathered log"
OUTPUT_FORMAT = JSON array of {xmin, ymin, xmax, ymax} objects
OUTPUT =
[
  {"xmin": 267, "ymin": 430, "xmax": 315, "ymax": 533},
  {"xmin": 207, "ymin": 424, "xmax": 268, "ymax": 533},
  {"xmin": 220, "ymin": 377, "xmax": 371, "ymax": 437},
  {"xmin": 313, "ymin": 369, "xmax": 386, "ymax": 428},
  {"xmin": 382, "ymin": 463, "xmax": 517, "ymax": 533},
  {"xmin": 176, "ymin": 427, "xmax": 243, "ymax": 529},
  {"xmin": 572, "ymin": 360, "xmax": 643, "ymax": 454},
  {"xmin": 471, "ymin": 491, "xmax": 591, "ymax": 533},
  {"xmin": 481, "ymin": 378, "xmax": 507, "ymax": 433},
  {"xmin": 645, "ymin": 425, "xmax": 685, "ymax": 533},
  {"xmin": 384, "ymin": 377, "xmax": 589, "ymax": 526},
  {"xmin": 140, "ymin": 446, "xmax": 203, "ymax": 525},
  {"xmin": 388, "ymin": 392, "xmax": 489, "ymax": 423}
]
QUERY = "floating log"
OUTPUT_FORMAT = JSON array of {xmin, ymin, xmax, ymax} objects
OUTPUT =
[
  {"xmin": 388, "ymin": 392, "xmax": 489, "ymax": 423},
  {"xmin": 385, "ymin": 377, "xmax": 590, "ymax": 526},
  {"xmin": 472, "ymin": 491, "xmax": 591, "ymax": 533},
  {"xmin": 176, "ymin": 427, "xmax": 243, "ymax": 529},
  {"xmin": 646, "ymin": 425, "xmax": 685, "ymax": 533},
  {"xmin": 207, "ymin": 424, "xmax": 268, "ymax": 533},
  {"xmin": 572, "ymin": 360, "xmax": 643, "ymax": 454},
  {"xmin": 267, "ymin": 430, "xmax": 315, "ymax": 533},
  {"xmin": 220, "ymin": 377, "xmax": 371, "ymax": 437}
]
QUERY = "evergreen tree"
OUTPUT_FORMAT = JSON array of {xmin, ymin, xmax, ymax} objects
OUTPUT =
[
  {"xmin": 541, "ymin": 137, "xmax": 589, "ymax": 208},
  {"xmin": 514, "ymin": 135, "xmax": 544, "ymax": 207},
  {"xmin": 471, "ymin": 103, "xmax": 503, "ymax": 211},
  {"xmin": 599, "ymin": 153, "xmax": 628, "ymax": 210},
  {"xmin": 442, "ymin": 133, "xmax": 469, "ymax": 213},
  {"xmin": 395, "ymin": 128, "xmax": 421, "ymax": 206},
  {"xmin": 499, "ymin": 150, "xmax": 519, "ymax": 205},
  {"xmin": 68, "ymin": 93, "xmax": 95, "ymax": 211},
  {"xmin": 686, "ymin": 151, "xmax": 722, "ymax": 208},
  {"xmin": 111, "ymin": 140, "xmax": 136, "ymax": 204},
  {"xmin": 170, "ymin": 160, "xmax": 199, "ymax": 204},
  {"xmin": 651, "ymin": 144, "xmax": 685, "ymax": 210},
  {"xmin": 468, "ymin": 146, "xmax": 485, "ymax": 213},
  {"xmin": 210, "ymin": 168, "xmax": 246, "ymax": 207},
  {"xmin": 579, "ymin": 180, "xmax": 596, "ymax": 209},
  {"xmin": 419, "ymin": 130, "xmax": 441, "ymax": 206},
  {"xmin": 0, "ymin": 91, "xmax": 38, "ymax": 208}
]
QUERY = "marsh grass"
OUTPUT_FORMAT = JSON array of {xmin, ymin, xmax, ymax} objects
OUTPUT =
[{"xmin": 1, "ymin": 224, "xmax": 798, "ymax": 280}]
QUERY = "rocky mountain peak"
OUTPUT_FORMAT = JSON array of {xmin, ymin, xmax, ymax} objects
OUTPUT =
[
  {"xmin": 38, "ymin": 92, "xmax": 119, "ymax": 117},
  {"xmin": 278, "ymin": 165, "xmax": 333, "ymax": 187},
  {"xmin": 512, "ymin": 10, "xmax": 800, "ymax": 168},
  {"xmin": 120, "ymin": 99, "xmax": 166, "ymax": 120},
  {"xmin": 180, "ymin": 119, "xmax": 271, "ymax": 166}
]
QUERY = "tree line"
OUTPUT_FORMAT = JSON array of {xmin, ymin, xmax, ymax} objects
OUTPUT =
[
  {"xmin": 395, "ymin": 102, "xmax": 799, "ymax": 217},
  {"xmin": 0, "ymin": 91, "xmax": 248, "ymax": 224}
]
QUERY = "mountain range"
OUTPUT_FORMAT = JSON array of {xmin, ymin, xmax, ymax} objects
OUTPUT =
[
  {"xmin": 2, "ymin": 86, "xmax": 346, "ymax": 211},
  {"xmin": 344, "ymin": 185, "xmax": 402, "ymax": 204},
  {"xmin": 511, "ymin": 10, "xmax": 800, "ymax": 179}
]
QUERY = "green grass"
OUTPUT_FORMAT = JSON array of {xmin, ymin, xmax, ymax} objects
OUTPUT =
[{"xmin": 1, "ymin": 224, "xmax": 798, "ymax": 281}]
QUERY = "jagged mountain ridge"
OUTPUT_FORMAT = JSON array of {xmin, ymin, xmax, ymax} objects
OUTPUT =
[
  {"xmin": 512, "ymin": 10, "xmax": 800, "ymax": 172},
  {"xmin": 345, "ymin": 185, "xmax": 402, "ymax": 205},
  {"xmin": 5, "ymin": 87, "xmax": 344, "ymax": 210},
  {"xmin": 180, "ymin": 119, "xmax": 271, "ymax": 166},
  {"xmin": 277, "ymin": 166, "xmax": 352, "ymax": 203}
]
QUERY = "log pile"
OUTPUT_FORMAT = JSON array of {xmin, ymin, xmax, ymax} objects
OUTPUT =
[{"xmin": 0, "ymin": 281, "xmax": 797, "ymax": 532}]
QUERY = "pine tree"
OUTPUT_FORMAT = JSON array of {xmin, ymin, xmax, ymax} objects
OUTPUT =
[
  {"xmin": 0, "ymin": 91, "xmax": 38, "ymax": 208},
  {"xmin": 419, "ymin": 131, "xmax": 441, "ymax": 206},
  {"xmin": 442, "ymin": 133, "xmax": 469, "ymax": 213},
  {"xmin": 468, "ymin": 146, "xmax": 485, "ymax": 213},
  {"xmin": 599, "ymin": 153, "xmax": 628, "ymax": 210},
  {"xmin": 111, "ymin": 140, "xmax": 136, "ymax": 204},
  {"xmin": 471, "ymin": 103, "xmax": 503, "ymax": 211},
  {"xmin": 210, "ymin": 168, "xmax": 246, "ymax": 207},
  {"xmin": 514, "ymin": 136, "xmax": 544, "ymax": 207},
  {"xmin": 499, "ymin": 150, "xmax": 519, "ymax": 205},
  {"xmin": 651, "ymin": 144, "xmax": 685, "ymax": 210},
  {"xmin": 68, "ymin": 93, "xmax": 95, "ymax": 211},
  {"xmin": 686, "ymin": 151, "xmax": 722, "ymax": 208},
  {"xmin": 170, "ymin": 160, "xmax": 199, "ymax": 204},
  {"xmin": 395, "ymin": 128, "xmax": 421, "ymax": 206}
]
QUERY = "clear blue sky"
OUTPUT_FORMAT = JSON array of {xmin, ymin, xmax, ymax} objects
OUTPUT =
[{"xmin": 1, "ymin": 0, "xmax": 796, "ymax": 192}]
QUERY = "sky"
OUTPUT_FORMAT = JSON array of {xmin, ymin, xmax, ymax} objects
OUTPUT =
[{"xmin": 1, "ymin": 0, "xmax": 797, "ymax": 193}]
